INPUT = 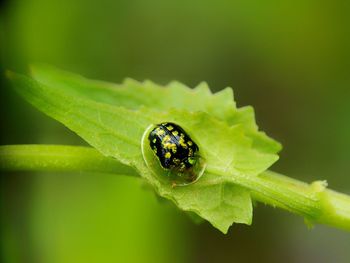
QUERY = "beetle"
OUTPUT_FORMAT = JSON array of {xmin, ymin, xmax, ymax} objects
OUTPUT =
[{"xmin": 148, "ymin": 122, "xmax": 199, "ymax": 178}]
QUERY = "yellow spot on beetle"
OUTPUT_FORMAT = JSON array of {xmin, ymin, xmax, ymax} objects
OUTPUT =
[
  {"xmin": 165, "ymin": 152, "xmax": 171, "ymax": 159},
  {"xmin": 163, "ymin": 143, "xmax": 177, "ymax": 154},
  {"xmin": 179, "ymin": 162, "xmax": 186, "ymax": 171},
  {"xmin": 157, "ymin": 129, "xmax": 165, "ymax": 135},
  {"xmin": 188, "ymin": 141, "xmax": 193, "ymax": 146},
  {"xmin": 167, "ymin": 125, "xmax": 174, "ymax": 131},
  {"xmin": 162, "ymin": 135, "xmax": 171, "ymax": 145},
  {"xmin": 152, "ymin": 138, "xmax": 157, "ymax": 143},
  {"xmin": 179, "ymin": 137, "xmax": 188, "ymax": 148},
  {"xmin": 171, "ymin": 145, "xmax": 177, "ymax": 153},
  {"xmin": 172, "ymin": 130, "xmax": 179, "ymax": 136}
]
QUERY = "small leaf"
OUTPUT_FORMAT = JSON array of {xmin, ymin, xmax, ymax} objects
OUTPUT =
[{"xmin": 8, "ymin": 65, "xmax": 281, "ymax": 233}]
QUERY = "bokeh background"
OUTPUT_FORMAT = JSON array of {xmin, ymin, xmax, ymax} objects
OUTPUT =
[{"xmin": 1, "ymin": 0, "xmax": 350, "ymax": 262}]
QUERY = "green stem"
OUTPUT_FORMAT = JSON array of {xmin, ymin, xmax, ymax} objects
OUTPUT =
[
  {"xmin": 207, "ymin": 166, "xmax": 350, "ymax": 231},
  {"xmin": 0, "ymin": 144, "xmax": 137, "ymax": 176},
  {"xmin": 1, "ymin": 144, "xmax": 350, "ymax": 231}
]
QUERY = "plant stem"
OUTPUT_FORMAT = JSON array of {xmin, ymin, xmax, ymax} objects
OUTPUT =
[
  {"xmin": 207, "ymin": 166, "xmax": 350, "ymax": 231},
  {"xmin": 1, "ymin": 144, "xmax": 350, "ymax": 231},
  {"xmin": 0, "ymin": 144, "xmax": 137, "ymax": 176}
]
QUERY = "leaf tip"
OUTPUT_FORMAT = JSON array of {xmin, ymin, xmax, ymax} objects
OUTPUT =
[
  {"xmin": 123, "ymin": 77, "xmax": 138, "ymax": 84},
  {"xmin": 167, "ymin": 80, "xmax": 189, "ymax": 92},
  {"xmin": 194, "ymin": 81, "xmax": 212, "ymax": 94}
]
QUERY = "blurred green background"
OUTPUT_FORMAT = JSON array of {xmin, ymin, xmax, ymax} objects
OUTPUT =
[{"xmin": 1, "ymin": 0, "xmax": 350, "ymax": 262}]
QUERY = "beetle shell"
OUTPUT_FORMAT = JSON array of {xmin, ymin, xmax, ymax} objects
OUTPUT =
[{"xmin": 148, "ymin": 122, "xmax": 199, "ymax": 172}]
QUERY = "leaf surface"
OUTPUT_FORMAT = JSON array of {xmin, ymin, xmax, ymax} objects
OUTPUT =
[{"xmin": 8, "ymin": 65, "xmax": 281, "ymax": 233}]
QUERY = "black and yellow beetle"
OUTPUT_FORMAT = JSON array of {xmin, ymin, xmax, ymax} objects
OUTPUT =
[{"xmin": 148, "ymin": 122, "xmax": 200, "ymax": 181}]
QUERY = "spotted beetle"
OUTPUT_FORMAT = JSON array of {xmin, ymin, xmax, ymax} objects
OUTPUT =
[{"xmin": 148, "ymin": 122, "xmax": 199, "ymax": 176}]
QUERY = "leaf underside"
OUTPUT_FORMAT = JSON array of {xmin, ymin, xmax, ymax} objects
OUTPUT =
[{"xmin": 8, "ymin": 64, "xmax": 281, "ymax": 233}]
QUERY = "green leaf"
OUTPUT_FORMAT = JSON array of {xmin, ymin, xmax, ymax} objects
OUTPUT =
[
  {"xmin": 7, "ymin": 65, "xmax": 281, "ymax": 233},
  {"xmin": 31, "ymin": 64, "xmax": 282, "ymax": 154}
]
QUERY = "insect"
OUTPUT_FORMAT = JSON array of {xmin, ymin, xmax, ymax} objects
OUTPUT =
[{"xmin": 148, "ymin": 122, "xmax": 200, "ymax": 183}]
